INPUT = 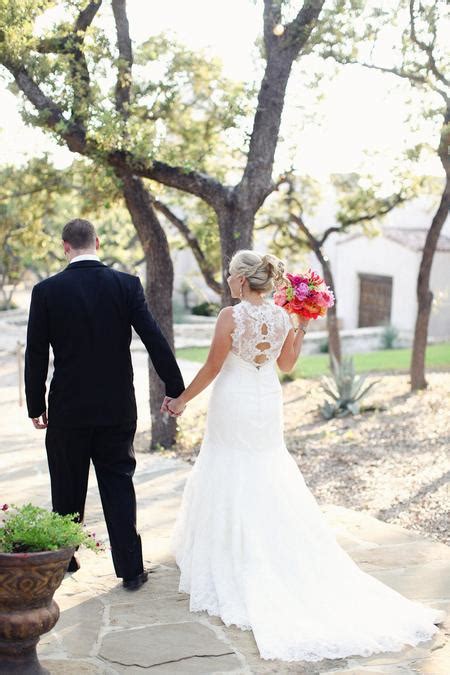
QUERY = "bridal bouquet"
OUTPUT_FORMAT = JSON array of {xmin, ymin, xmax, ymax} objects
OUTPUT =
[{"xmin": 273, "ymin": 269, "xmax": 334, "ymax": 320}]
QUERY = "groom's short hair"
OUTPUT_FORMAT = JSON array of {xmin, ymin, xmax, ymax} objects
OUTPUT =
[{"xmin": 62, "ymin": 219, "xmax": 97, "ymax": 249}]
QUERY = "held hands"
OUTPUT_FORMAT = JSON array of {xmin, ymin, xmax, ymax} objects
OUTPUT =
[
  {"xmin": 31, "ymin": 411, "xmax": 48, "ymax": 429},
  {"xmin": 160, "ymin": 396, "xmax": 186, "ymax": 418}
]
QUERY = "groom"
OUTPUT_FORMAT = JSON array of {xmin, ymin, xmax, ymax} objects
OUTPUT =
[{"xmin": 25, "ymin": 219, "xmax": 185, "ymax": 589}]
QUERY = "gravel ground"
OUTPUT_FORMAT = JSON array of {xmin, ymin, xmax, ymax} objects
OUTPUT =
[{"xmin": 168, "ymin": 371, "xmax": 450, "ymax": 546}]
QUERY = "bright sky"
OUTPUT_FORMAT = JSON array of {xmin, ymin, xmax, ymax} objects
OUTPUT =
[{"xmin": 0, "ymin": 0, "xmax": 444, "ymax": 183}]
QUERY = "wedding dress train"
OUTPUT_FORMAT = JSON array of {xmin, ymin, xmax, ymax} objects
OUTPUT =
[{"xmin": 171, "ymin": 298, "xmax": 445, "ymax": 662}]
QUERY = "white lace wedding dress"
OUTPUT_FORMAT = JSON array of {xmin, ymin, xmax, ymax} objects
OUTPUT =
[{"xmin": 171, "ymin": 298, "xmax": 445, "ymax": 662}]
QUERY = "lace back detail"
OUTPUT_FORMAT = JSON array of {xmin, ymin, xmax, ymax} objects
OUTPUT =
[{"xmin": 231, "ymin": 299, "xmax": 292, "ymax": 368}]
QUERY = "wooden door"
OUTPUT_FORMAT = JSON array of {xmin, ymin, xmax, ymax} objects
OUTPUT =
[{"xmin": 358, "ymin": 273, "xmax": 393, "ymax": 327}]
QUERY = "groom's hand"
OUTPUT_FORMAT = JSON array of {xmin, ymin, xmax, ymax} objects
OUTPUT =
[
  {"xmin": 160, "ymin": 396, "xmax": 173, "ymax": 414},
  {"xmin": 31, "ymin": 411, "xmax": 48, "ymax": 429},
  {"xmin": 161, "ymin": 396, "xmax": 185, "ymax": 417},
  {"xmin": 166, "ymin": 397, "xmax": 186, "ymax": 417}
]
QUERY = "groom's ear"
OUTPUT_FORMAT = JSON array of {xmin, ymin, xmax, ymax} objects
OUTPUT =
[
  {"xmin": 63, "ymin": 240, "xmax": 71, "ymax": 256},
  {"xmin": 95, "ymin": 236, "xmax": 100, "ymax": 251}
]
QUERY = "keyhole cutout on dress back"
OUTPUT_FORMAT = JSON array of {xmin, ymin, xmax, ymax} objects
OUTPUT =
[{"xmin": 254, "ymin": 323, "xmax": 271, "ymax": 365}]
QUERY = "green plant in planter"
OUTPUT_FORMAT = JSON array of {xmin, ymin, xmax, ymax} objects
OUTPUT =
[
  {"xmin": 0, "ymin": 503, "xmax": 102, "ymax": 673},
  {"xmin": 0, "ymin": 503, "xmax": 102, "ymax": 553}
]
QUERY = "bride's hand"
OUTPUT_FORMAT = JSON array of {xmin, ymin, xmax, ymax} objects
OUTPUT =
[
  {"xmin": 292, "ymin": 315, "xmax": 310, "ymax": 332},
  {"xmin": 167, "ymin": 397, "xmax": 186, "ymax": 417},
  {"xmin": 298, "ymin": 317, "xmax": 310, "ymax": 331}
]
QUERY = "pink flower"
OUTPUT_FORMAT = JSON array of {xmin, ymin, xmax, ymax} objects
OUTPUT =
[
  {"xmin": 294, "ymin": 282, "xmax": 309, "ymax": 301},
  {"xmin": 273, "ymin": 288, "xmax": 287, "ymax": 306},
  {"xmin": 316, "ymin": 290, "xmax": 334, "ymax": 308},
  {"xmin": 286, "ymin": 273, "xmax": 308, "ymax": 286}
]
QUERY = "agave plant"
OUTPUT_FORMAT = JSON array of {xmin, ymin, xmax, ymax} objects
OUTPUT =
[{"xmin": 320, "ymin": 355, "xmax": 379, "ymax": 420}]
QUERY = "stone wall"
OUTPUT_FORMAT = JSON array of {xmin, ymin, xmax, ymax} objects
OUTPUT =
[{"xmin": 173, "ymin": 322, "xmax": 418, "ymax": 354}]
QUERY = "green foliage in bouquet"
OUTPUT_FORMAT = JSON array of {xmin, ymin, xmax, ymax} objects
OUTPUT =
[
  {"xmin": 0, "ymin": 504, "xmax": 102, "ymax": 553},
  {"xmin": 320, "ymin": 355, "xmax": 379, "ymax": 420}
]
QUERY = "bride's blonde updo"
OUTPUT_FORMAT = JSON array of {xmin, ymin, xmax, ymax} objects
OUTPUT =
[{"xmin": 228, "ymin": 249, "xmax": 285, "ymax": 293}]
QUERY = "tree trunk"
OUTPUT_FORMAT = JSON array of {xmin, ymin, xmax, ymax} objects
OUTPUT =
[
  {"xmin": 0, "ymin": 282, "xmax": 17, "ymax": 311},
  {"xmin": 145, "ymin": 254, "xmax": 177, "ymax": 449},
  {"xmin": 410, "ymin": 180, "xmax": 450, "ymax": 390},
  {"xmin": 118, "ymin": 172, "xmax": 178, "ymax": 448},
  {"xmin": 312, "ymin": 246, "xmax": 341, "ymax": 363},
  {"xmin": 410, "ymin": 110, "xmax": 450, "ymax": 391},
  {"xmin": 216, "ymin": 199, "xmax": 254, "ymax": 306},
  {"xmin": 291, "ymin": 213, "xmax": 342, "ymax": 363}
]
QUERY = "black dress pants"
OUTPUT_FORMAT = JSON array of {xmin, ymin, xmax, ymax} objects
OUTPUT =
[{"xmin": 45, "ymin": 422, "xmax": 143, "ymax": 580}]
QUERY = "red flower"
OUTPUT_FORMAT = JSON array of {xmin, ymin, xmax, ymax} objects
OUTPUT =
[
  {"xmin": 307, "ymin": 269, "xmax": 323, "ymax": 285},
  {"xmin": 1, "ymin": 504, "xmax": 8, "ymax": 511}
]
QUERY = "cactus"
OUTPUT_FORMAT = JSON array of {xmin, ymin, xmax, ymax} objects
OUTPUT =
[{"xmin": 320, "ymin": 355, "xmax": 379, "ymax": 419}]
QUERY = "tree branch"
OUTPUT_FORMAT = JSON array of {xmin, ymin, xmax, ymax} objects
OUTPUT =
[
  {"xmin": 263, "ymin": 0, "xmax": 282, "ymax": 48},
  {"xmin": 0, "ymin": 181, "xmax": 65, "ymax": 202},
  {"xmin": 0, "ymin": 56, "xmax": 88, "ymax": 153},
  {"xmin": 315, "ymin": 192, "xmax": 406, "ymax": 246},
  {"xmin": 152, "ymin": 199, "xmax": 222, "ymax": 295},
  {"xmin": 34, "ymin": 1, "xmax": 102, "ymax": 125},
  {"xmin": 335, "ymin": 192, "xmax": 406, "ymax": 227},
  {"xmin": 112, "ymin": 0, "xmax": 133, "ymax": 118},
  {"xmin": 76, "ymin": 0, "xmax": 103, "ymax": 32},
  {"xmin": 284, "ymin": 186, "xmax": 407, "ymax": 247},
  {"xmin": 36, "ymin": 1, "xmax": 102, "ymax": 53},
  {"xmin": 409, "ymin": 0, "xmax": 449, "ymax": 88},
  {"xmin": 323, "ymin": 46, "xmax": 448, "ymax": 105},
  {"xmin": 106, "ymin": 150, "xmax": 228, "ymax": 207},
  {"xmin": 1, "ymin": 52, "xmax": 229, "ymax": 208},
  {"xmin": 285, "ymin": 0, "xmax": 325, "ymax": 52},
  {"xmin": 290, "ymin": 212, "xmax": 321, "ymax": 248},
  {"xmin": 238, "ymin": 0, "xmax": 325, "ymax": 211}
]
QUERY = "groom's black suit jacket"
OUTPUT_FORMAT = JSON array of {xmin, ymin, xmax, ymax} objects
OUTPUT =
[{"xmin": 25, "ymin": 260, "xmax": 185, "ymax": 427}]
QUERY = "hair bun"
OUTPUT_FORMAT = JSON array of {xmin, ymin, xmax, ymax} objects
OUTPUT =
[
  {"xmin": 262, "ymin": 254, "xmax": 285, "ymax": 286},
  {"xmin": 228, "ymin": 249, "xmax": 286, "ymax": 294}
]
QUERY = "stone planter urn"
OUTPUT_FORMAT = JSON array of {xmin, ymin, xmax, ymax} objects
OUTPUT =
[{"xmin": 0, "ymin": 547, "xmax": 74, "ymax": 674}]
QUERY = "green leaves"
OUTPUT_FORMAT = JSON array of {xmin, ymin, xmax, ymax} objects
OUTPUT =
[
  {"xmin": 0, "ymin": 503, "xmax": 101, "ymax": 553},
  {"xmin": 320, "ymin": 354, "xmax": 380, "ymax": 419},
  {"xmin": 0, "ymin": 155, "xmax": 143, "ymax": 307}
]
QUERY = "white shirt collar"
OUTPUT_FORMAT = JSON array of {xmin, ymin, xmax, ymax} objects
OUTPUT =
[{"xmin": 70, "ymin": 254, "xmax": 101, "ymax": 264}]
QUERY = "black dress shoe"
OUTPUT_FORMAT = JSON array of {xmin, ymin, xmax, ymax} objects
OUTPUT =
[
  {"xmin": 122, "ymin": 570, "xmax": 149, "ymax": 590},
  {"xmin": 67, "ymin": 555, "xmax": 80, "ymax": 573}
]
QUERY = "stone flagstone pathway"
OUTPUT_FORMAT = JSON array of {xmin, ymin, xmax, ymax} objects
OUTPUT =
[
  {"xmin": 1, "ymin": 437, "xmax": 449, "ymax": 674},
  {"xmin": 0, "ymin": 339, "xmax": 449, "ymax": 673}
]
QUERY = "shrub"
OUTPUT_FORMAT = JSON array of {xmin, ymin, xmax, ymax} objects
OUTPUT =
[
  {"xmin": 0, "ymin": 503, "xmax": 102, "ymax": 553},
  {"xmin": 320, "ymin": 355, "xmax": 379, "ymax": 419},
  {"xmin": 191, "ymin": 301, "xmax": 220, "ymax": 317},
  {"xmin": 318, "ymin": 339, "xmax": 329, "ymax": 353},
  {"xmin": 280, "ymin": 371, "xmax": 295, "ymax": 383},
  {"xmin": 381, "ymin": 324, "xmax": 398, "ymax": 350}
]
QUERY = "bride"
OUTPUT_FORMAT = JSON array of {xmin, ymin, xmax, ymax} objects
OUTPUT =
[{"xmin": 162, "ymin": 249, "xmax": 445, "ymax": 663}]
